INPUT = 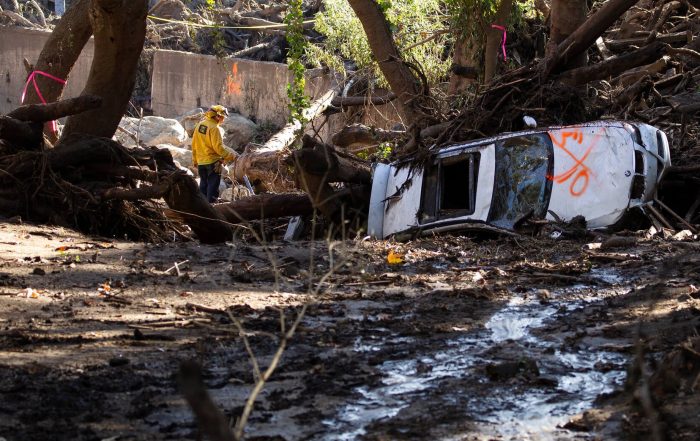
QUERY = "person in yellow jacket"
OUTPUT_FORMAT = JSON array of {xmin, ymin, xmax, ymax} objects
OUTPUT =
[{"xmin": 192, "ymin": 105, "xmax": 236, "ymax": 202}]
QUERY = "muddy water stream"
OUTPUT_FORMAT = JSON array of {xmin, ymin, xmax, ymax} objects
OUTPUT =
[{"xmin": 320, "ymin": 270, "xmax": 630, "ymax": 440}]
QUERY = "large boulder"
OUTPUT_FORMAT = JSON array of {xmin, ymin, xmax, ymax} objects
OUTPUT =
[
  {"xmin": 178, "ymin": 108, "xmax": 205, "ymax": 137},
  {"xmin": 156, "ymin": 144, "xmax": 192, "ymax": 167},
  {"xmin": 220, "ymin": 185, "xmax": 254, "ymax": 202},
  {"xmin": 173, "ymin": 160, "xmax": 194, "ymax": 177},
  {"xmin": 220, "ymin": 114, "xmax": 258, "ymax": 150},
  {"xmin": 149, "ymin": 0, "xmax": 188, "ymax": 21},
  {"xmin": 115, "ymin": 116, "xmax": 187, "ymax": 148}
]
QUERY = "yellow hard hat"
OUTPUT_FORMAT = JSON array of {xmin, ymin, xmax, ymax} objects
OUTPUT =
[{"xmin": 208, "ymin": 105, "xmax": 229, "ymax": 118}]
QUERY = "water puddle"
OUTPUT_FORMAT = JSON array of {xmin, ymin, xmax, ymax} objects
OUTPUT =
[{"xmin": 320, "ymin": 269, "xmax": 630, "ymax": 440}]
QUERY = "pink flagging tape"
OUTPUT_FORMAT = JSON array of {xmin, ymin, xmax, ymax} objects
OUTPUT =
[
  {"xmin": 21, "ymin": 71, "xmax": 67, "ymax": 134},
  {"xmin": 491, "ymin": 24, "xmax": 507, "ymax": 61}
]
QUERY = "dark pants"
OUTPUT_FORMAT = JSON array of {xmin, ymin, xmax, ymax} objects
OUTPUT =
[{"xmin": 198, "ymin": 163, "xmax": 221, "ymax": 203}]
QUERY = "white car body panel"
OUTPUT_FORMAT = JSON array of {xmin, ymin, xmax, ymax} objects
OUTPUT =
[
  {"xmin": 382, "ymin": 167, "xmax": 424, "ymax": 237},
  {"xmin": 368, "ymin": 121, "xmax": 671, "ymax": 239},
  {"xmin": 545, "ymin": 125, "xmax": 634, "ymax": 228}
]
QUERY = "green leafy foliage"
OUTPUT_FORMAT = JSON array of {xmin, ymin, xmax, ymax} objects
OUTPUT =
[
  {"xmin": 285, "ymin": 0, "xmax": 310, "ymax": 124},
  {"xmin": 447, "ymin": 0, "xmax": 537, "ymax": 45},
  {"xmin": 310, "ymin": 0, "xmax": 451, "ymax": 88},
  {"xmin": 203, "ymin": 0, "xmax": 227, "ymax": 58},
  {"xmin": 355, "ymin": 141, "xmax": 394, "ymax": 161}
]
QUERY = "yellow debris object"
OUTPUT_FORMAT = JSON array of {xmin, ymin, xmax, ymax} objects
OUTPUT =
[{"xmin": 387, "ymin": 250, "xmax": 404, "ymax": 265}]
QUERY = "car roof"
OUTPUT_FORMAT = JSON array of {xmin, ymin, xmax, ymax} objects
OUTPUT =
[
  {"xmin": 387, "ymin": 120, "xmax": 634, "ymax": 168},
  {"xmin": 432, "ymin": 120, "xmax": 629, "ymax": 156}
]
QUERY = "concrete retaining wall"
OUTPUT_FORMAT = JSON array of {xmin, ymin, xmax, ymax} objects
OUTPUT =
[
  {"xmin": 0, "ymin": 25, "xmax": 94, "ymax": 115},
  {"xmin": 151, "ymin": 50, "xmax": 335, "ymax": 126},
  {"xmin": 1, "ymin": 26, "xmax": 399, "ymax": 132}
]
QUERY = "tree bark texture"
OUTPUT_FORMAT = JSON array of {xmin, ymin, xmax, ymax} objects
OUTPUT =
[
  {"xmin": 331, "ymin": 124, "xmax": 405, "ymax": 149},
  {"xmin": 22, "ymin": 0, "xmax": 92, "ymax": 107},
  {"xmin": 214, "ymin": 193, "xmax": 314, "ymax": 223},
  {"xmin": 292, "ymin": 136, "xmax": 372, "ymax": 223},
  {"xmin": 347, "ymin": 0, "xmax": 423, "ymax": 126},
  {"xmin": 8, "ymin": 95, "xmax": 103, "ymax": 123},
  {"xmin": 329, "ymin": 92, "xmax": 396, "ymax": 109},
  {"xmin": 544, "ymin": 0, "xmax": 640, "ymax": 75},
  {"xmin": 484, "ymin": 0, "xmax": 514, "ymax": 82},
  {"xmin": 448, "ymin": 35, "xmax": 480, "ymax": 94},
  {"xmin": 293, "ymin": 135, "xmax": 371, "ymax": 185},
  {"xmin": 549, "ymin": 0, "xmax": 588, "ymax": 68},
  {"xmin": 61, "ymin": 0, "xmax": 148, "ymax": 140},
  {"xmin": 557, "ymin": 41, "xmax": 667, "ymax": 85},
  {"xmin": 163, "ymin": 174, "xmax": 234, "ymax": 244},
  {"xmin": 0, "ymin": 126, "xmax": 231, "ymax": 243},
  {"xmin": 230, "ymin": 89, "xmax": 337, "ymax": 192},
  {"xmin": 21, "ymin": 0, "xmax": 93, "ymax": 140}
]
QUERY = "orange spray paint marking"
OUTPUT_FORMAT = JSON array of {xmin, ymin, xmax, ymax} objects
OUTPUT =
[
  {"xmin": 226, "ymin": 63, "xmax": 242, "ymax": 96},
  {"xmin": 547, "ymin": 129, "xmax": 603, "ymax": 197}
]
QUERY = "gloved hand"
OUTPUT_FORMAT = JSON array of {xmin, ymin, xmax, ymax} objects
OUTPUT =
[{"xmin": 224, "ymin": 154, "xmax": 236, "ymax": 165}]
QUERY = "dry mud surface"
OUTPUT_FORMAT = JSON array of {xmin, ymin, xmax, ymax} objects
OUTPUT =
[{"xmin": 0, "ymin": 221, "xmax": 699, "ymax": 440}]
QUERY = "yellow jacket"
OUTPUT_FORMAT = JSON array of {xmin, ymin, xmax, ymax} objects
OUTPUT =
[{"xmin": 192, "ymin": 116, "xmax": 235, "ymax": 166}]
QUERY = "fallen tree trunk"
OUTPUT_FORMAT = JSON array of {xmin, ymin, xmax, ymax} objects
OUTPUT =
[
  {"xmin": 230, "ymin": 88, "xmax": 338, "ymax": 192},
  {"xmin": 291, "ymin": 135, "xmax": 372, "ymax": 224},
  {"xmin": 605, "ymin": 31, "xmax": 691, "ymax": 52},
  {"xmin": 214, "ymin": 193, "xmax": 313, "ymax": 223},
  {"xmin": 328, "ymin": 92, "xmax": 396, "ymax": 110},
  {"xmin": 163, "ymin": 174, "xmax": 233, "ymax": 244},
  {"xmin": 0, "ymin": 11, "xmax": 38, "ymax": 28},
  {"xmin": 229, "ymin": 38, "xmax": 281, "ymax": 58},
  {"xmin": 543, "ymin": 0, "xmax": 641, "ymax": 75},
  {"xmin": 8, "ymin": 95, "xmax": 103, "ymax": 123},
  {"xmin": 0, "ymin": 96, "xmax": 103, "ymax": 154},
  {"xmin": 331, "ymin": 124, "xmax": 406, "ymax": 149},
  {"xmin": 557, "ymin": 41, "xmax": 668, "ymax": 85},
  {"xmin": 292, "ymin": 135, "xmax": 372, "ymax": 185},
  {"xmin": 0, "ymin": 123, "xmax": 232, "ymax": 243}
]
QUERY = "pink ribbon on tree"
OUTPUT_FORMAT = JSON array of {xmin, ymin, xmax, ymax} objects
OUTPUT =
[
  {"xmin": 491, "ymin": 24, "xmax": 507, "ymax": 61},
  {"xmin": 21, "ymin": 70, "xmax": 67, "ymax": 134}
]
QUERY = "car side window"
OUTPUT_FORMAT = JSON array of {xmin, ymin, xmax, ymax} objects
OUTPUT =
[{"xmin": 488, "ymin": 134, "xmax": 553, "ymax": 228}]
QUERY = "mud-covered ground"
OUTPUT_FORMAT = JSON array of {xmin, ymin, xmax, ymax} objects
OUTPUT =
[{"xmin": 0, "ymin": 220, "xmax": 699, "ymax": 441}]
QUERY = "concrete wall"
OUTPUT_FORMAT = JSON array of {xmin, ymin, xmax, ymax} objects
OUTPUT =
[
  {"xmin": 1, "ymin": 26, "xmax": 400, "ymax": 134},
  {"xmin": 151, "ymin": 50, "xmax": 334, "ymax": 126},
  {"xmin": 0, "ymin": 25, "xmax": 94, "ymax": 115}
]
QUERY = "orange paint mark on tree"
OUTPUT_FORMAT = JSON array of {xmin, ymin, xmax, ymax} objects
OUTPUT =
[
  {"xmin": 547, "ymin": 129, "xmax": 603, "ymax": 197},
  {"xmin": 226, "ymin": 63, "xmax": 242, "ymax": 96}
]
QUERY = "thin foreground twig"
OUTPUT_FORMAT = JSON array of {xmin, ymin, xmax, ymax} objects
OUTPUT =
[
  {"xmin": 232, "ymin": 303, "xmax": 308, "ymax": 440},
  {"xmin": 178, "ymin": 360, "xmax": 235, "ymax": 441}
]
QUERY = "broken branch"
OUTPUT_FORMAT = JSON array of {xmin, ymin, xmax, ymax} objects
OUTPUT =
[
  {"xmin": 544, "ymin": 0, "xmax": 642, "ymax": 75},
  {"xmin": 557, "ymin": 41, "xmax": 667, "ymax": 85},
  {"xmin": 7, "ymin": 95, "xmax": 103, "ymax": 122}
]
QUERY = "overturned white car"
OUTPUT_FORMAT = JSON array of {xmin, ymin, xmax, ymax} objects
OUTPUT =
[{"xmin": 368, "ymin": 121, "xmax": 671, "ymax": 239}]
